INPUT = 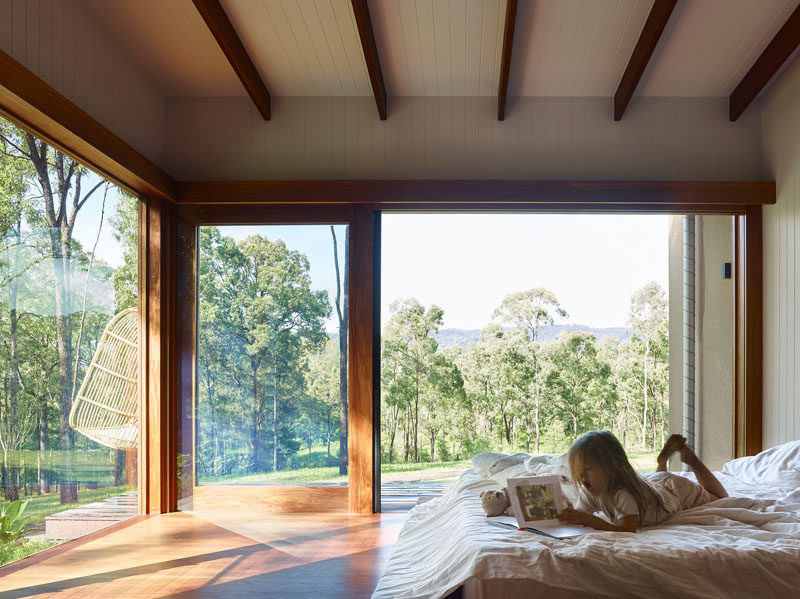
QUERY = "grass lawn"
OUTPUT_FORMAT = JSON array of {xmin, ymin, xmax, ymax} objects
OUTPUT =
[
  {"xmin": 199, "ymin": 452, "xmax": 661, "ymax": 485},
  {"xmin": 0, "ymin": 485, "xmax": 135, "ymax": 527},
  {"xmin": 0, "ymin": 538, "xmax": 60, "ymax": 567}
]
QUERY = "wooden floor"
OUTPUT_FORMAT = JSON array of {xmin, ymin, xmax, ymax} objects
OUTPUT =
[{"xmin": 0, "ymin": 510, "xmax": 405, "ymax": 598}]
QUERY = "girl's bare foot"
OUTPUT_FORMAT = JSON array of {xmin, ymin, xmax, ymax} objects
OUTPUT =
[
  {"xmin": 679, "ymin": 444, "xmax": 701, "ymax": 469},
  {"xmin": 657, "ymin": 434, "xmax": 687, "ymax": 471}
]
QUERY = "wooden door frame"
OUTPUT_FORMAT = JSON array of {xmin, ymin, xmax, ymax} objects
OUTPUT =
[{"xmin": 173, "ymin": 204, "xmax": 374, "ymax": 514}]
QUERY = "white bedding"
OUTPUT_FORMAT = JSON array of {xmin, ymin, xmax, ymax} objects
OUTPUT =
[{"xmin": 373, "ymin": 451, "xmax": 800, "ymax": 599}]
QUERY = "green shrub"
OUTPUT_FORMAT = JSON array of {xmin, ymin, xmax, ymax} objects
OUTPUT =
[{"xmin": 0, "ymin": 500, "xmax": 31, "ymax": 544}]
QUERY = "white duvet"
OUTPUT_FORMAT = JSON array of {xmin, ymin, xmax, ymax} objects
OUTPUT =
[{"xmin": 373, "ymin": 448, "xmax": 800, "ymax": 599}]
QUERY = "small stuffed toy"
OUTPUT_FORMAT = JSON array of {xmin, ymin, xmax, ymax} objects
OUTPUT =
[{"xmin": 480, "ymin": 488, "xmax": 514, "ymax": 517}]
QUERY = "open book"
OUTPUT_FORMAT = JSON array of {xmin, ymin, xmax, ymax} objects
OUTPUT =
[{"xmin": 487, "ymin": 475, "xmax": 587, "ymax": 539}]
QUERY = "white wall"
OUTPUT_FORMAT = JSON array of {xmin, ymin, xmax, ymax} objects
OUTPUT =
[
  {"xmin": 761, "ymin": 54, "xmax": 800, "ymax": 448},
  {"xmin": 0, "ymin": 0, "xmax": 165, "ymax": 165},
  {"xmin": 165, "ymin": 96, "xmax": 765, "ymax": 181}
]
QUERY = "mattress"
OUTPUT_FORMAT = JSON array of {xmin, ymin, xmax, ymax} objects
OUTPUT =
[{"xmin": 372, "ymin": 448, "xmax": 800, "ymax": 599}]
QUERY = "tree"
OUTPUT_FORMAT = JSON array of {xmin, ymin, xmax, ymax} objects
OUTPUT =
[
  {"xmin": 330, "ymin": 226, "xmax": 349, "ymax": 475},
  {"xmin": 493, "ymin": 288, "xmax": 567, "ymax": 452},
  {"xmin": 198, "ymin": 229, "xmax": 329, "ymax": 473},
  {"xmin": 627, "ymin": 282, "xmax": 668, "ymax": 449},
  {"xmin": 546, "ymin": 332, "xmax": 611, "ymax": 441},
  {"xmin": 305, "ymin": 340, "xmax": 340, "ymax": 459},
  {"xmin": 382, "ymin": 298, "xmax": 443, "ymax": 462},
  {"xmin": 0, "ymin": 124, "xmax": 106, "ymax": 503},
  {"xmin": 110, "ymin": 192, "xmax": 138, "ymax": 312}
]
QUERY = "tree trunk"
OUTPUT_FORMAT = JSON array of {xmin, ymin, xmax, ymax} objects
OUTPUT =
[
  {"xmin": 326, "ymin": 409, "xmax": 331, "ymax": 458},
  {"xmin": 534, "ymin": 383, "xmax": 541, "ymax": 453},
  {"xmin": 332, "ymin": 226, "xmax": 349, "ymax": 476},
  {"xmin": 39, "ymin": 394, "xmax": 49, "ymax": 493},
  {"xmin": 273, "ymin": 356, "xmax": 279, "ymax": 472},
  {"xmin": 414, "ymin": 363, "xmax": 419, "ymax": 462},
  {"xmin": 572, "ymin": 408, "xmax": 579, "ymax": 442},
  {"xmin": 249, "ymin": 361, "xmax": 259, "ymax": 471},
  {"xmin": 642, "ymin": 340, "xmax": 649, "ymax": 449},
  {"xmin": 7, "ymin": 225, "xmax": 20, "ymax": 502},
  {"xmin": 27, "ymin": 138, "xmax": 79, "ymax": 505}
]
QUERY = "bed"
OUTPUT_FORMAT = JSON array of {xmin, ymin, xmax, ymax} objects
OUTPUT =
[{"xmin": 372, "ymin": 441, "xmax": 800, "ymax": 598}]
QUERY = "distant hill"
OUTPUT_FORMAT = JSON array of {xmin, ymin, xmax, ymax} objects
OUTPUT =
[{"xmin": 434, "ymin": 324, "xmax": 631, "ymax": 348}]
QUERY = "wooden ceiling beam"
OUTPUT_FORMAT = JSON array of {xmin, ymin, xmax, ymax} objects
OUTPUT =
[
  {"xmin": 614, "ymin": 0, "xmax": 677, "ymax": 121},
  {"xmin": 730, "ymin": 4, "xmax": 800, "ymax": 122},
  {"xmin": 498, "ymin": 0, "xmax": 518, "ymax": 121},
  {"xmin": 192, "ymin": 0, "xmax": 271, "ymax": 120},
  {"xmin": 351, "ymin": 0, "xmax": 387, "ymax": 120}
]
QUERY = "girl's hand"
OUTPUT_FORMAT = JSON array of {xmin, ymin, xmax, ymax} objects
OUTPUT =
[
  {"xmin": 558, "ymin": 507, "xmax": 595, "ymax": 527},
  {"xmin": 558, "ymin": 508, "xmax": 639, "ymax": 533}
]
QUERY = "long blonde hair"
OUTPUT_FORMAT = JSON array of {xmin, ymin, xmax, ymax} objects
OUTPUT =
[{"xmin": 568, "ymin": 430, "xmax": 665, "ymax": 519}]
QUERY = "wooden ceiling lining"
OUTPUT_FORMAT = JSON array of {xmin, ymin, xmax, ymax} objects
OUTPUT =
[
  {"xmin": 639, "ymin": 0, "xmax": 800, "ymax": 97},
  {"xmin": 370, "ymin": 0, "xmax": 505, "ymax": 97},
  {"xmin": 516, "ymin": 0, "xmax": 653, "ymax": 97},
  {"xmin": 220, "ymin": 0, "xmax": 372, "ymax": 97}
]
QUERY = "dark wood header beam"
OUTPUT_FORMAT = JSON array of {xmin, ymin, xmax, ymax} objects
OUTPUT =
[
  {"xmin": 498, "ymin": 0, "xmax": 518, "ymax": 121},
  {"xmin": 351, "ymin": 0, "xmax": 388, "ymax": 120},
  {"xmin": 192, "ymin": 0, "xmax": 271, "ymax": 120},
  {"xmin": 730, "ymin": 4, "xmax": 800, "ymax": 121},
  {"xmin": 614, "ymin": 0, "xmax": 677, "ymax": 121},
  {"xmin": 0, "ymin": 50, "xmax": 177, "ymax": 201},
  {"xmin": 178, "ymin": 180, "xmax": 775, "ymax": 208}
]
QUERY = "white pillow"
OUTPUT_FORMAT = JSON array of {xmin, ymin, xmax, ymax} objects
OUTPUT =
[
  {"xmin": 471, "ymin": 452, "xmax": 528, "ymax": 477},
  {"xmin": 721, "ymin": 440, "xmax": 800, "ymax": 488}
]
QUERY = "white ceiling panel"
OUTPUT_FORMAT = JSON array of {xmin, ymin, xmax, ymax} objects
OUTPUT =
[
  {"xmin": 82, "ymin": 0, "xmax": 244, "ymax": 97},
  {"xmin": 512, "ymin": 0, "xmax": 653, "ymax": 96},
  {"xmin": 220, "ymin": 0, "xmax": 372, "ymax": 96},
  {"xmin": 371, "ymin": 0, "xmax": 506, "ymax": 96},
  {"xmin": 639, "ymin": 0, "xmax": 800, "ymax": 97},
  {"xmin": 79, "ymin": 0, "xmax": 800, "ymax": 102}
]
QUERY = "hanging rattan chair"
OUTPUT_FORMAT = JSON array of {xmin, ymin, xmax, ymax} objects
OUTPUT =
[{"xmin": 69, "ymin": 308, "xmax": 139, "ymax": 449}]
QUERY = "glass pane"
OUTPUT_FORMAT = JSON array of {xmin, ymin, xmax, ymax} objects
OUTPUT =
[
  {"xmin": 380, "ymin": 214, "xmax": 669, "ymax": 510},
  {"xmin": 0, "ymin": 117, "xmax": 138, "ymax": 565},
  {"xmin": 195, "ymin": 225, "xmax": 349, "ymax": 487}
]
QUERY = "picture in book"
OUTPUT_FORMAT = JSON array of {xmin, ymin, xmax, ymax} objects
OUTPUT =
[{"xmin": 515, "ymin": 482, "xmax": 558, "ymax": 521}]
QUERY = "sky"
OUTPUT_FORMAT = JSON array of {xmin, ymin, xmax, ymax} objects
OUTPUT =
[
  {"xmin": 381, "ymin": 213, "xmax": 669, "ymax": 330},
  {"xmin": 70, "ymin": 186, "xmax": 669, "ymax": 331}
]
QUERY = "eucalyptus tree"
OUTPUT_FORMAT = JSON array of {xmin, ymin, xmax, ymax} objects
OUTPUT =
[
  {"xmin": 198, "ymin": 229, "xmax": 329, "ymax": 473},
  {"xmin": 493, "ymin": 288, "xmax": 567, "ymax": 452},
  {"xmin": 0, "ymin": 123, "xmax": 106, "ymax": 503},
  {"xmin": 110, "ymin": 193, "xmax": 138, "ymax": 312},
  {"xmin": 305, "ymin": 340, "xmax": 340, "ymax": 459},
  {"xmin": 382, "ymin": 298, "xmax": 443, "ymax": 462},
  {"xmin": 627, "ymin": 282, "xmax": 668, "ymax": 449},
  {"xmin": 330, "ymin": 226, "xmax": 349, "ymax": 475},
  {"xmin": 546, "ymin": 332, "xmax": 611, "ymax": 441},
  {"xmin": 421, "ymin": 351, "xmax": 465, "ymax": 461}
]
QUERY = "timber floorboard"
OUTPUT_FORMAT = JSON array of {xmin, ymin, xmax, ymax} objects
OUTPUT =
[{"xmin": 0, "ymin": 511, "xmax": 405, "ymax": 598}]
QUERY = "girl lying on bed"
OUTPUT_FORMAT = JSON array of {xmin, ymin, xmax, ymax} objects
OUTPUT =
[{"xmin": 558, "ymin": 430, "xmax": 728, "ymax": 533}]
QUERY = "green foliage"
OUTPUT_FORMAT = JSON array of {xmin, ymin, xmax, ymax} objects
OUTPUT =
[
  {"xmin": 381, "ymin": 284, "xmax": 669, "ymax": 465},
  {"xmin": 0, "ymin": 500, "xmax": 30, "ymax": 543},
  {"xmin": 196, "ymin": 226, "xmax": 335, "ymax": 480}
]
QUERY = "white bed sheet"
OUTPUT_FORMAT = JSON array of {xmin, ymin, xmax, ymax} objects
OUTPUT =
[{"xmin": 372, "ymin": 465, "xmax": 800, "ymax": 599}]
